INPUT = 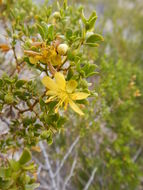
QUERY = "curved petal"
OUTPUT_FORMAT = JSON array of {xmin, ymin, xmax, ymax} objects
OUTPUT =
[
  {"xmin": 42, "ymin": 76, "xmax": 57, "ymax": 90},
  {"xmin": 55, "ymin": 72, "xmax": 66, "ymax": 90},
  {"xmin": 46, "ymin": 90, "xmax": 57, "ymax": 96},
  {"xmin": 45, "ymin": 95, "xmax": 57, "ymax": 103},
  {"xmin": 69, "ymin": 100, "xmax": 84, "ymax": 116},
  {"xmin": 71, "ymin": 92, "xmax": 90, "ymax": 100},
  {"xmin": 29, "ymin": 57, "xmax": 39, "ymax": 64},
  {"xmin": 66, "ymin": 80, "xmax": 77, "ymax": 93}
]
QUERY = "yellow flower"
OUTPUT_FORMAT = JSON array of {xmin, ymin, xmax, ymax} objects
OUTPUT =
[
  {"xmin": 25, "ymin": 45, "xmax": 62, "ymax": 66},
  {"xmin": 42, "ymin": 72, "xmax": 90, "ymax": 115}
]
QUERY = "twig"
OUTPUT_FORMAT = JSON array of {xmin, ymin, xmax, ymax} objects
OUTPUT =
[
  {"xmin": 39, "ymin": 141, "xmax": 57, "ymax": 190},
  {"xmin": 63, "ymin": 155, "xmax": 77, "ymax": 190},
  {"xmin": 47, "ymin": 62, "xmax": 56, "ymax": 76},
  {"xmin": 54, "ymin": 136, "xmax": 80, "ymax": 177},
  {"xmin": 132, "ymin": 147, "xmax": 143, "ymax": 162},
  {"xmin": 83, "ymin": 167, "xmax": 97, "ymax": 190}
]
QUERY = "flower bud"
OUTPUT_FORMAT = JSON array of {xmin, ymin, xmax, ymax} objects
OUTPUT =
[
  {"xmin": 57, "ymin": 44, "xmax": 69, "ymax": 56},
  {"xmin": 4, "ymin": 93, "xmax": 14, "ymax": 104},
  {"xmin": 52, "ymin": 11, "xmax": 61, "ymax": 19}
]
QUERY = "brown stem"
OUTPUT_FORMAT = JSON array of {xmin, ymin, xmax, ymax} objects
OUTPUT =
[{"xmin": 47, "ymin": 62, "xmax": 56, "ymax": 76}]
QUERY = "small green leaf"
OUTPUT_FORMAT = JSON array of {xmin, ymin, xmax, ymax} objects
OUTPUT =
[
  {"xmin": 48, "ymin": 25, "xmax": 54, "ymax": 40},
  {"xmin": 81, "ymin": 9, "xmax": 87, "ymax": 25},
  {"xmin": 85, "ymin": 43, "xmax": 99, "ymax": 47},
  {"xmin": 36, "ymin": 23, "xmax": 45, "ymax": 39},
  {"xmin": 66, "ymin": 29, "xmax": 73, "ymax": 40},
  {"xmin": 9, "ymin": 160, "xmax": 20, "ymax": 172},
  {"xmin": 16, "ymin": 80, "xmax": 26, "ymax": 88},
  {"xmin": 86, "ymin": 34, "xmax": 104, "ymax": 44},
  {"xmin": 4, "ymin": 93, "xmax": 14, "ymax": 104},
  {"xmin": 25, "ymin": 183, "xmax": 40, "ymax": 190},
  {"xmin": 0, "ymin": 168, "xmax": 12, "ymax": 179},
  {"xmin": 0, "ymin": 79, "xmax": 3, "ymax": 87},
  {"xmin": 40, "ymin": 130, "xmax": 51, "ymax": 139},
  {"xmin": 19, "ymin": 148, "xmax": 32, "ymax": 165},
  {"xmin": 22, "ymin": 163, "xmax": 35, "ymax": 171}
]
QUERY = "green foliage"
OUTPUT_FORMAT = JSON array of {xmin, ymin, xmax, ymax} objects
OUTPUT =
[{"xmin": 0, "ymin": 149, "xmax": 39, "ymax": 190}]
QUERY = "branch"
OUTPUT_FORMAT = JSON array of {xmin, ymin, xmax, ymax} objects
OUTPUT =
[
  {"xmin": 63, "ymin": 155, "xmax": 77, "ymax": 190},
  {"xmin": 132, "ymin": 147, "xmax": 143, "ymax": 162},
  {"xmin": 39, "ymin": 141, "xmax": 57, "ymax": 190},
  {"xmin": 83, "ymin": 167, "xmax": 97, "ymax": 190},
  {"xmin": 54, "ymin": 135, "xmax": 80, "ymax": 177}
]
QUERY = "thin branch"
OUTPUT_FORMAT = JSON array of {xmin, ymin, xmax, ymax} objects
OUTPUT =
[
  {"xmin": 83, "ymin": 167, "xmax": 97, "ymax": 190},
  {"xmin": 132, "ymin": 147, "xmax": 143, "ymax": 162},
  {"xmin": 63, "ymin": 155, "xmax": 77, "ymax": 190},
  {"xmin": 47, "ymin": 62, "xmax": 56, "ymax": 76},
  {"xmin": 54, "ymin": 136, "xmax": 80, "ymax": 177},
  {"xmin": 39, "ymin": 141, "xmax": 57, "ymax": 190}
]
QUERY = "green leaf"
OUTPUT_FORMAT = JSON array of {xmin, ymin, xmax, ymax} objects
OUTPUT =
[
  {"xmin": 19, "ymin": 148, "xmax": 32, "ymax": 165},
  {"xmin": 0, "ymin": 79, "xmax": 3, "ymax": 88},
  {"xmin": 40, "ymin": 130, "xmax": 51, "ymax": 139},
  {"xmin": 63, "ymin": 0, "xmax": 67, "ymax": 10},
  {"xmin": 81, "ymin": 9, "xmax": 87, "ymax": 25},
  {"xmin": 16, "ymin": 80, "xmax": 26, "ymax": 88},
  {"xmin": 4, "ymin": 93, "xmax": 14, "ymax": 104},
  {"xmin": 82, "ymin": 63, "xmax": 98, "ymax": 78},
  {"xmin": 36, "ymin": 23, "xmax": 45, "ymax": 39},
  {"xmin": 86, "ymin": 34, "xmax": 104, "ymax": 44},
  {"xmin": 0, "ymin": 179, "xmax": 13, "ymax": 190},
  {"xmin": 0, "ymin": 168, "xmax": 12, "ymax": 179},
  {"xmin": 8, "ymin": 160, "xmax": 20, "ymax": 172},
  {"xmin": 48, "ymin": 25, "xmax": 54, "ymax": 40},
  {"xmin": 22, "ymin": 163, "xmax": 35, "ymax": 171},
  {"xmin": 81, "ymin": 10, "xmax": 97, "ymax": 31},
  {"xmin": 57, "ymin": 117, "xmax": 66, "ymax": 128},
  {"xmin": 46, "ymin": 135, "xmax": 53, "ymax": 145},
  {"xmin": 85, "ymin": 43, "xmax": 99, "ymax": 47},
  {"xmin": 25, "ymin": 183, "xmax": 40, "ymax": 190},
  {"xmin": 88, "ymin": 11, "xmax": 97, "ymax": 22},
  {"xmin": 66, "ymin": 29, "xmax": 73, "ymax": 40}
]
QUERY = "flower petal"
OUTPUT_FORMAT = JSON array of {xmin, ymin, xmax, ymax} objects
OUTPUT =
[
  {"xmin": 46, "ymin": 90, "xmax": 57, "ymax": 96},
  {"xmin": 45, "ymin": 95, "xmax": 57, "ymax": 103},
  {"xmin": 71, "ymin": 92, "xmax": 90, "ymax": 100},
  {"xmin": 42, "ymin": 76, "xmax": 57, "ymax": 90},
  {"xmin": 55, "ymin": 72, "xmax": 66, "ymax": 90},
  {"xmin": 66, "ymin": 80, "xmax": 77, "ymax": 93},
  {"xmin": 29, "ymin": 57, "xmax": 39, "ymax": 64},
  {"xmin": 69, "ymin": 100, "xmax": 84, "ymax": 115}
]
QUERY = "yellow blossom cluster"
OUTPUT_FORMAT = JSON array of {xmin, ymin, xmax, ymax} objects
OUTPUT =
[
  {"xmin": 24, "ymin": 42, "xmax": 62, "ymax": 66},
  {"xmin": 24, "ymin": 41, "xmax": 90, "ymax": 115}
]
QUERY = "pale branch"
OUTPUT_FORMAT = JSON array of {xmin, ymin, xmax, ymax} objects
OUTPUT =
[
  {"xmin": 39, "ymin": 141, "xmax": 57, "ymax": 190},
  {"xmin": 63, "ymin": 155, "xmax": 77, "ymax": 190},
  {"xmin": 38, "ymin": 186, "xmax": 51, "ymax": 190},
  {"xmin": 33, "ymin": 156, "xmax": 46, "ymax": 170},
  {"xmin": 83, "ymin": 167, "xmax": 97, "ymax": 190},
  {"xmin": 54, "ymin": 135, "xmax": 80, "ymax": 177},
  {"xmin": 132, "ymin": 147, "xmax": 143, "ymax": 162}
]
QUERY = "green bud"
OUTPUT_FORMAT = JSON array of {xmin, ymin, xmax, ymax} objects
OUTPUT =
[
  {"xmin": 12, "ymin": 34, "xmax": 19, "ymax": 39},
  {"xmin": 52, "ymin": 11, "xmax": 61, "ymax": 19},
  {"xmin": 40, "ymin": 130, "xmax": 51, "ymax": 139},
  {"xmin": 4, "ymin": 93, "xmax": 14, "ymax": 104}
]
